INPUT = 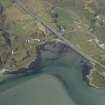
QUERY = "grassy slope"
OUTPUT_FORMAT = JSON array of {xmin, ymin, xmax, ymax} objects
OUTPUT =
[
  {"xmin": 55, "ymin": 0, "xmax": 105, "ymax": 62},
  {"xmin": 0, "ymin": 0, "xmax": 54, "ymax": 70}
]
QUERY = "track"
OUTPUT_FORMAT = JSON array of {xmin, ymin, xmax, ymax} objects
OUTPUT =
[{"xmin": 15, "ymin": 0, "xmax": 105, "ymax": 69}]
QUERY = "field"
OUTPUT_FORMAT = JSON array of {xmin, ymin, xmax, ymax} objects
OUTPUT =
[{"xmin": 54, "ymin": 0, "xmax": 105, "ymax": 63}]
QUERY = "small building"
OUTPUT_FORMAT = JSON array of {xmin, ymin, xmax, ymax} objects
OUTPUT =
[
  {"xmin": 98, "ymin": 43, "xmax": 105, "ymax": 50},
  {"xmin": 58, "ymin": 25, "xmax": 65, "ymax": 33}
]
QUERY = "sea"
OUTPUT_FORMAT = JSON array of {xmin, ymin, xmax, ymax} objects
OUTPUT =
[{"xmin": 0, "ymin": 46, "xmax": 105, "ymax": 105}]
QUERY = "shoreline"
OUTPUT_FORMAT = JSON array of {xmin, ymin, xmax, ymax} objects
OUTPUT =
[
  {"xmin": 0, "ymin": 40, "xmax": 95, "ymax": 89},
  {"xmin": 87, "ymin": 67, "xmax": 105, "ymax": 89},
  {"xmin": 84, "ymin": 62, "xmax": 105, "ymax": 89},
  {"xmin": 0, "ymin": 40, "xmax": 67, "ymax": 83}
]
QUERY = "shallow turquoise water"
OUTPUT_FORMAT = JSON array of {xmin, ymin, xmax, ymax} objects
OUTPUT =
[{"xmin": 0, "ymin": 49, "xmax": 105, "ymax": 105}]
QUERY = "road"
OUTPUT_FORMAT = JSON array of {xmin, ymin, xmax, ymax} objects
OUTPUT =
[{"xmin": 15, "ymin": 0, "xmax": 105, "ymax": 70}]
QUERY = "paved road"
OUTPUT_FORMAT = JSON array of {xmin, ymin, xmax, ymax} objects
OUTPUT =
[{"xmin": 15, "ymin": 0, "xmax": 105, "ymax": 69}]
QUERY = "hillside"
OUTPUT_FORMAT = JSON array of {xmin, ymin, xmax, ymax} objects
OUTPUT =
[{"xmin": 0, "ymin": 0, "xmax": 56, "ymax": 71}]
